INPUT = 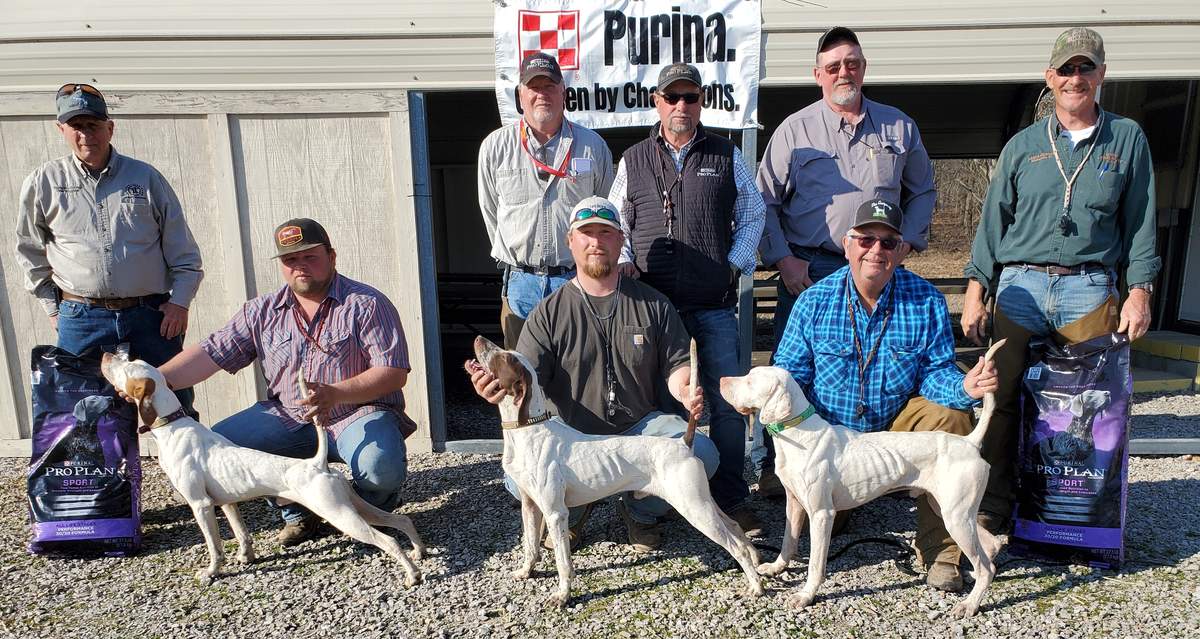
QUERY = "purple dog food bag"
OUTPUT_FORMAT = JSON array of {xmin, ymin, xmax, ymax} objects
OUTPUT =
[
  {"xmin": 27, "ymin": 345, "xmax": 141, "ymax": 556},
  {"xmin": 1012, "ymin": 333, "xmax": 1131, "ymax": 569}
]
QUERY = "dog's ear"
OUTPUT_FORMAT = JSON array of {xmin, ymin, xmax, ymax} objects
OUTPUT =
[
  {"xmin": 758, "ymin": 371, "xmax": 797, "ymax": 426},
  {"xmin": 511, "ymin": 365, "xmax": 531, "ymax": 425},
  {"xmin": 125, "ymin": 377, "xmax": 159, "ymax": 425}
]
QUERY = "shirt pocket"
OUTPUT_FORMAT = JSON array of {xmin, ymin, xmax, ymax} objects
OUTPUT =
[
  {"xmin": 262, "ymin": 330, "xmax": 295, "ymax": 380},
  {"xmin": 496, "ymin": 168, "xmax": 533, "ymax": 206},
  {"xmin": 884, "ymin": 346, "xmax": 920, "ymax": 397},
  {"xmin": 813, "ymin": 339, "xmax": 855, "ymax": 391},
  {"xmin": 117, "ymin": 201, "xmax": 160, "ymax": 247},
  {"xmin": 616, "ymin": 325, "xmax": 650, "ymax": 370},
  {"xmin": 789, "ymin": 148, "xmax": 840, "ymax": 202},
  {"xmin": 873, "ymin": 140, "xmax": 906, "ymax": 188},
  {"xmin": 318, "ymin": 328, "xmax": 359, "ymax": 371},
  {"xmin": 1086, "ymin": 165, "xmax": 1124, "ymax": 213}
]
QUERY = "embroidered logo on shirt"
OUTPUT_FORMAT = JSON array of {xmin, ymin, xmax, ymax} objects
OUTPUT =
[
  {"xmin": 1098, "ymin": 153, "xmax": 1121, "ymax": 171},
  {"xmin": 53, "ymin": 185, "xmax": 82, "ymax": 194},
  {"xmin": 632, "ymin": 334, "xmax": 645, "ymax": 346},
  {"xmin": 697, "ymin": 167, "xmax": 721, "ymax": 178},
  {"xmin": 1028, "ymin": 152, "xmax": 1054, "ymax": 163},
  {"xmin": 120, "ymin": 184, "xmax": 147, "ymax": 203},
  {"xmin": 277, "ymin": 225, "xmax": 304, "ymax": 246}
]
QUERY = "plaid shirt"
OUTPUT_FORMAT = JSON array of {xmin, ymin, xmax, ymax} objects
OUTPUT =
[
  {"xmin": 773, "ymin": 266, "xmax": 974, "ymax": 432},
  {"xmin": 200, "ymin": 273, "xmax": 413, "ymax": 438}
]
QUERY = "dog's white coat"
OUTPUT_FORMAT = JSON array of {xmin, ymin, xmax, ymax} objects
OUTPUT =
[
  {"xmin": 472, "ymin": 336, "xmax": 763, "ymax": 608},
  {"xmin": 101, "ymin": 355, "xmax": 425, "ymax": 586},
  {"xmin": 718, "ymin": 341, "xmax": 1006, "ymax": 619}
]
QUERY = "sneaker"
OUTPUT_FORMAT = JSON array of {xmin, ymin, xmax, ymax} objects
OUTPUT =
[
  {"xmin": 276, "ymin": 515, "xmax": 320, "ymax": 547},
  {"xmin": 977, "ymin": 510, "xmax": 1011, "ymax": 535},
  {"xmin": 926, "ymin": 560, "xmax": 964, "ymax": 592},
  {"xmin": 729, "ymin": 507, "xmax": 765, "ymax": 537},
  {"xmin": 543, "ymin": 503, "xmax": 593, "ymax": 552},
  {"xmin": 754, "ymin": 470, "xmax": 786, "ymax": 499},
  {"xmin": 615, "ymin": 499, "xmax": 662, "ymax": 553}
]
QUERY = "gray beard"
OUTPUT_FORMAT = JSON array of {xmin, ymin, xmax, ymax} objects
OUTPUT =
[
  {"xmin": 666, "ymin": 120, "xmax": 695, "ymax": 136},
  {"xmin": 831, "ymin": 84, "xmax": 859, "ymax": 107}
]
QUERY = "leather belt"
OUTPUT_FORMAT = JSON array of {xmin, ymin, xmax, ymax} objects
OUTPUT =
[
  {"xmin": 60, "ymin": 291, "xmax": 143, "ymax": 310},
  {"xmin": 509, "ymin": 263, "xmax": 574, "ymax": 277},
  {"xmin": 1013, "ymin": 262, "xmax": 1104, "ymax": 276}
]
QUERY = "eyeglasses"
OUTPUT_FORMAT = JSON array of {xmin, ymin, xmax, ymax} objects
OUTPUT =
[
  {"xmin": 1055, "ymin": 61, "xmax": 1097, "ymax": 77},
  {"xmin": 574, "ymin": 207, "xmax": 618, "ymax": 223},
  {"xmin": 821, "ymin": 58, "xmax": 863, "ymax": 75},
  {"xmin": 847, "ymin": 233, "xmax": 901, "ymax": 251},
  {"xmin": 57, "ymin": 83, "xmax": 104, "ymax": 99},
  {"xmin": 659, "ymin": 92, "xmax": 701, "ymax": 105}
]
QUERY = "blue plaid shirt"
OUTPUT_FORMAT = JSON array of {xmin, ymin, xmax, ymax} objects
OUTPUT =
[{"xmin": 773, "ymin": 266, "xmax": 975, "ymax": 432}]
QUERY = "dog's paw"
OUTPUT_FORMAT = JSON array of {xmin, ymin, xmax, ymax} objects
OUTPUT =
[
  {"xmin": 744, "ymin": 580, "xmax": 765, "ymax": 598},
  {"xmin": 233, "ymin": 550, "xmax": 255, "ymax": 565},
  {"xmin": 547, "ymin": 592, "xmax": 569, "ymax": 609},
  {"xmin": 757, "ymin": 560, "xmax": 787, "ymax": 577},
  {"xmin": 196, "ymin": 570, "xmax": 215, "ymax": 587},
  {"xmin": 511, "ymin": 567, "xmax": 533, "ymax": 580},
  {"xmin": 404, "ymin": 571, "xmax": 423, "ymax": 588},
  {"xmin": 408, "ymin": 547, "xmax": 425, "ymax": 562},
  {"xmin": 786, "ymin": 591, "xmax": 815, "ymax": 610},
  {"xmin": 950, "ymin": 601, "xmax": 978, "ymax": 619}
]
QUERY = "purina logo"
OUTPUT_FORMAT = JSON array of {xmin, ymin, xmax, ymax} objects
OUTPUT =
[
  {"xmin": 518, "ymin": 10, "xmax": 580, "ymax": 70},
  {"xmin": 120, "ymin": 184, "xmax": 147, "ymax": 204}
]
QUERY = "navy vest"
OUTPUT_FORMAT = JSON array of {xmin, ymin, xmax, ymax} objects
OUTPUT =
[{"xmin": 622, "ymin": 124, "xmax": 738, "ymax": 311}]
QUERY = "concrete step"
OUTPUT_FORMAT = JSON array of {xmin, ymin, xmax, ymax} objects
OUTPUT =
[{"xmin": 1132, "ymin": 330, "xmax": 1200, "ymax": 362}]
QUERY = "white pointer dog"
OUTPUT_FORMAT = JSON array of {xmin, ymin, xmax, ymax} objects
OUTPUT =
[
  {"xmin": 466, "ymin": 336, "xmax": 763, "ymax": 608},
  {"xmin": 717, "ymin": 340, "xmax": 1006, "ymax": 619},
  {"xmin": 101, "ymin": 352, "xmax": 426, "ymax": 586}
]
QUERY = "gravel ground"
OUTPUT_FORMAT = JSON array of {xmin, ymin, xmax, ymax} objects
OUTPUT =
[{"xmin": 5, "ymin": 404, "xmax": 1200, "ymax": 639}]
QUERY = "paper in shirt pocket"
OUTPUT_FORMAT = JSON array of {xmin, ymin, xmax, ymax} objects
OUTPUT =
[{"xmin": 570, "ymin": 157, "xmax": 593, "ymax": 175}]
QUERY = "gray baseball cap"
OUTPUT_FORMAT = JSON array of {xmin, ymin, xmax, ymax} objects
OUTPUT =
[
  {"xmin": 56, "ymin": 83, "xmax": 108, "ymax": 123},
  {"xmin": 569, "ymin": 196, "xmax": 623, "ymax": 232},
  {"xmin": 657, "ymin": 63, "xmax": 702, "ymax": 90},
  {"xmin": 1049, "ymin": 27, "xmax": 1105, "ymax": 68},
  {"xmin": 817, "ymin": 26, "xmax": 860, "ymax": 54}
]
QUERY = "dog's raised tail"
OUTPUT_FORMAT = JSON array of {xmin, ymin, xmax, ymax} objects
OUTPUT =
[
  {"xmin": 298, "ymin": 370, "xmax": 330, "ymax": 472},
  {"xmin": 684, "ymin": 339, "xmax": 698, "ymax": 449},
  {"xmin": 965, "ymin": 339, "xmax": 1007, "ymax": 449}
]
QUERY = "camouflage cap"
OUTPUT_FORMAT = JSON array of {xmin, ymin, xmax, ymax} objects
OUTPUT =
[{"xmin": 1049, "ymin": 27, "xmax": 1105, "ymax": 69}]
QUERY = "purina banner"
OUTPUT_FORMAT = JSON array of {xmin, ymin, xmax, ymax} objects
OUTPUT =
[{"xmin": 494, "ymin": 0, "xmax": 762, "ymax": 130}]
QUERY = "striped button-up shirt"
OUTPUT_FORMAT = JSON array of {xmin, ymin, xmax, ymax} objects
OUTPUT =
[
  {"xmin": 774, "ymin": 266, "xmax": 974, "ymax": 433},
  {"xmin": 609, "ymin": 130, "xmax": 766, "ymax": 274},
  {"xmin": 200, "ymin": 273, "xmax": 413, "ymax": 438}
]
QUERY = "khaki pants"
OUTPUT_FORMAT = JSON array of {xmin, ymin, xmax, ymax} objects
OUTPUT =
[
  {"xmin": 886, "ymin": 396, "xmax": 974, "ymax": 566},
  {"xmin": 500, "ymin": 297, "xmax": 525, "ymax": 350},
  {"xmin": 979, "ymin": 295, "xmax": 1119, "ymax": 518}
]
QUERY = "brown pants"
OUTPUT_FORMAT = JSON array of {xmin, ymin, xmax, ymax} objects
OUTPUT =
[
  {"xmin": 500, "ymin": 297, "xmax": 525, "ymax": 350},
  {"xmin": 979, "ymin": 295, "xmax": 1119, "ymax": 518},
  {"xmin": 886, "ymin": 396, "xmax": 974, "ymax": 566}
]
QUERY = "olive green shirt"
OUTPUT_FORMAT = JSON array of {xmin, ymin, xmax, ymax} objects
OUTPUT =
[{"xmin": 965, "ymin": 109, "xmax": 1160, "ymax": 294}]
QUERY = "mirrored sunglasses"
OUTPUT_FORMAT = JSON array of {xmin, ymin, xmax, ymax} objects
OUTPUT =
[
  {"xmin": 574, "ymin": 207, "xmax": 618, "ymax": 222},
  {"xmin": 57, "ymin": 83, "xmax": 104, "ymax": 99},
  {"xmin": 848, "ymin": 233, "xmax": 901, "ymax": 251},
  {"xmin": 1055, "ymin": 61, "xmax": 1097, "ymax": 77}
]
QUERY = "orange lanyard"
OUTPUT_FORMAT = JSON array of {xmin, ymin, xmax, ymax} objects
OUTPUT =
[{"xmin": 518, "ymin": 120, "xmax": 574, "ymax": 180}]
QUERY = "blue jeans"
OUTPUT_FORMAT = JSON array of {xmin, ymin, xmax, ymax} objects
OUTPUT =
[
  {"xmin": 213, "ymin": 403, "xmax": 409, "ymax": 524},
  {"xmin": 678, "ymin": 307, "xmax": 749, "ymax": 512},
  {"xmin": 994, "ymin": 265, "xmax": 1116, "ymax": 335},
  {"xmin": 505, "ymin": 269, "xmax": 574, "ymax": 319},
  {"xmin": 503, "ymin": 411, "xmax": 720, "ymax": 524},
  {"xmin": 756, "ymin": 248, "xmax": 848, "ymax": 476},
  {"xmin": 56, "ymin": 293, "xmax": 193, "ymax": 415}
]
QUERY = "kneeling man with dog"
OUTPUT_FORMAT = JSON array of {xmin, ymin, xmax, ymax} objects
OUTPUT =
[{"xmin": 772, "ymin": 199, "xmax": 999, "ymax": 591}]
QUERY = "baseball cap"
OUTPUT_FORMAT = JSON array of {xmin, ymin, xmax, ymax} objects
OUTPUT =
[
  {"xmin": 850, "ymin": 199, "xmax": 903, "ymax": 233},
  {"xmin": 56, "ymin": 83, "xmax": 108, "ymax": 123},
  {"xmin": 569, "ymin": 196, "xmax": 623, "ymax": 232},
  {"xmin": 519, "ymin": 52, "xmax": 563, "ymax": 85},
  {"xmin": 817, "ymin": 26, "xmax": 860, "ymax": 54},
  {"xmin": 657, "ymin": 63, "xmax": 702, "ymax": 90},
  {"xmin": 1049, "ymin": 27, "xmax": 1105, "ymax": 68},
  {"xmin": 273, "ymin": 218, "xmax": 332, "ymax": 258}
]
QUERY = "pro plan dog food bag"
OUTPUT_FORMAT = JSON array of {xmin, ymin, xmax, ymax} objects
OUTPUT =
[
  {"xmin": 1012, "ymin": 333, "xmax": 1131, "ymax": 569},
  {"xmin": 27, "ymin": 346, "xmax": 141, "ymax": 556}
]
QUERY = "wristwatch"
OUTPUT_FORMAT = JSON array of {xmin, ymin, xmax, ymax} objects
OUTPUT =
[{"xmin": 1130, "ymin": 282, "xmax": 1154, "ymax": 295}]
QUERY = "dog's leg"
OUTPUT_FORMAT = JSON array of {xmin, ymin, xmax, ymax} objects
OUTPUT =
[
  {"xmin": 347, "ymin": 491, "xmax": 426, "ymax": 561},
  {"xmin": 191, "ymin": 503, "xmax": 225, "ymax": 586},
  {"xmin": 978, "ymin": 522, "xmax": 1003, "ymax": 563},
  {"xmin": 308, "ymin": 498, "xmax": 423, "ymax": 588},
  {"xmin": 760, "ymin": 487, "xmax": 806, "ymax": 577},
  {"xmin": 221, "ymin": 503, "xmax": 255, "ymax": 565},
  {"xmin": 789, "ymin": 503, "xmax": 835, "ymax": 610},
  {"xmin": 542, "ymin": 503, "xmax": 574, "ymax": 608},
  {"xmin": 943, "ymin": 503, "xmax": 995, "ymax": 619},
  {"xmin": 512, "ymin": 491, "xmax": 543, "ymax": 580}
]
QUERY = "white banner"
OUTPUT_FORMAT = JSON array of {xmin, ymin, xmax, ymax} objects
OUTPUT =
[{"xmin": 494, "ymin": 0, "xmax": 762, "ymax": 130}]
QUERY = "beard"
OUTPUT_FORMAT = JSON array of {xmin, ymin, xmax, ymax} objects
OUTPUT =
[
  {"xmin": 289, "ymin": 274, "xmax": 333, "ymax": 297},
  {"xmin": 527, "ymin": 105, "xmax": 559, "ymax": 127},
  {"xmin": 580, "ymin": 257, "xmax": 613, "ymax": 279},
  {"xmin": 666, "ymin": 118, "xmax": 695, "ymax": 136},
  {"xmin": 831, "ymin": 83, "xmax": 860, "ymax": 106}
]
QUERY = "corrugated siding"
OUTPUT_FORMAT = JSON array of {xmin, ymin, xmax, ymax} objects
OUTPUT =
[{"xmin": 0, "ymin": 1, "xmax": 1198, "ymax": 91}]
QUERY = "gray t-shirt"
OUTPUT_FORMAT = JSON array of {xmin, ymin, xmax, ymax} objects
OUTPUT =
[{"xmin": 516, "ymin": 277, "xmax": 690, "ymax": 435}]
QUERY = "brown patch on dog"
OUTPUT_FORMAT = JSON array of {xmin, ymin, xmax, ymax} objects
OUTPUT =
[
  {"xmin": 492, "ymin": 352, "xmax": 532, "ymax": 424},
  {"xmin": 125, "ymin": 377, "xmax": 158, "ymax": 426}
]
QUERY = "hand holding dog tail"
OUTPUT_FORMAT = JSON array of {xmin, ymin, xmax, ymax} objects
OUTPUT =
[
  {"xmin": 298, "ymin": 369, "xmax": 329, "ymax": 472},
  {"xmin": 684, "ymin": 339, "xmax": 699, "ymax": 449},
  {"xmin": 965, "ymin": 339, "xmax": 1007, "ymax": 449}
]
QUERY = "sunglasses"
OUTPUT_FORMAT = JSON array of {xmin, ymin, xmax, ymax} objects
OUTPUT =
[
  {"xmin": 1055, "ymin": 61, "xmax": 1097, "ymax": 77},
  {"xmin": 574, "ymin": 207, "xmax": 618, "ymax": 223},
  {"xmin": 659, "ymin": 92, "xmax": 701, "ymax": 105},
  {"xmin": 821, "ymin": 58, "xmax": 863, "ymax": 75},
  {"xmin": 57, "ymin": 83, "xmax": 104, "ymax": 99},
  {"xmin": 847, "ymin": 233, "xmax": 901, "ymax": 251}
]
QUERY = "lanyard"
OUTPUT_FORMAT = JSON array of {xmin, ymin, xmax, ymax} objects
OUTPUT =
[
  {"xmin": 573, "ymin": 277, "xmax": 622, "ymax": 418},
  {"xmin": 292, "ymin": 297, "xmax": 332, "ymax": 356},
  {"xmin": 519, "ymin": 119, "xmax": 575, "ymax": 180},
  {"xmin": 1046, "ymin": 110, "xmax": 1104, "ymax": 217},
  {"xmin": 846, "ymin": 278, "xmax": 891, "ymax": 418}
]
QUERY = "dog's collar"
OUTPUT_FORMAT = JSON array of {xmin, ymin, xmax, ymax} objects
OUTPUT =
[
  {"xmin": 501, "ymin": 412, "xmax": 551, "ymax": 430},
  {"xmin": 141, "ymin": 408, "xmax": 190, "ymax": 434},
  {"xmin": 764, "ymin": 405, "xmax": 817, "ymax": 437}
]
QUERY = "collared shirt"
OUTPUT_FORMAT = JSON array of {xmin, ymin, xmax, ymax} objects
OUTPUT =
[
  {"xmin": 477, "ymin": 119, "xmax": 615, "ymax": 269},
  {"xmin": 756, "ymin": 98, "xmax": 937, "ymax": 266},
  {"xmin": 15, "ymin": 149, "xmax": 204, "ymax": 316},
  {"xmin": 609, "ymin": 129, "xmax": 766, "ymax": 274},
  {"xmin": 965, "ymin": 109, "xmax": 1160, "ymax": 293},
  {"xmin": 774, "ymin": 266, "xmax": 974, "ymax": 433},
  {"xmin": 200, "ymin": 273, "xmax": 413, "ymax": 438}
]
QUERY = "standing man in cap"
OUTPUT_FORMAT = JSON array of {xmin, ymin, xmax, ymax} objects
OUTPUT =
[
  {"xmin": 15, "ymin": 82, "xmax": 203, "ymax": 412},
  {"xmin": 774, "ymin": 198, "xmax": 998, "ymax": 592},
  {"xmin": 753, "ymin": 26, "xmax": 936, "ymax": 494},
  {"xmin": 608, "ymin": 63, "xmax": 766, "ymax": 535},
  {"xmin": 478, "ymin": 52, "xmax": 615, "ymax": 348},
  {"xmin": 962, "ymin": 27, "xmax": 1159, "ymax": 533},
  {"xmin": 155, "ymin": 218, "xmax": 418, "ymax": 546},
  {"xmin": 471, "ymin": 196, "xmax": 720, "ymax": 553}
]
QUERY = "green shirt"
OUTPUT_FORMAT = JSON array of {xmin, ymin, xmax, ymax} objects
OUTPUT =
[{"xmin": 965, "ymin": 109, "xmax": 1160, "ymax": 294}]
